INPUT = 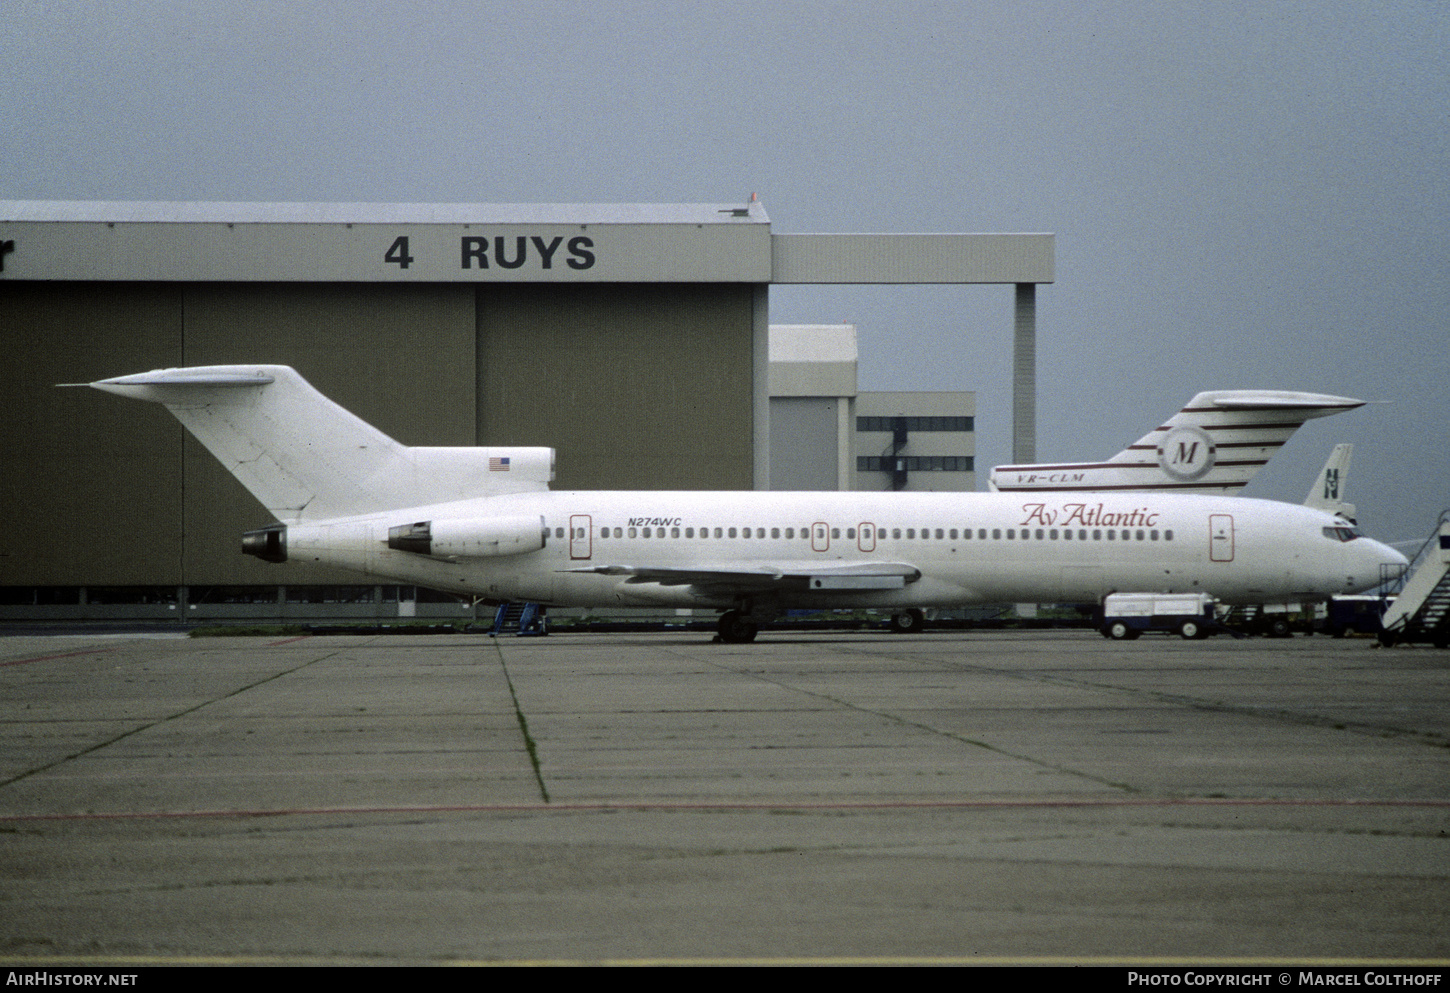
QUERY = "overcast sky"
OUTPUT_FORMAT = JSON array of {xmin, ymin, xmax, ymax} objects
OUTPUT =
[{"xmin": 6, "ymin": 0, "xmax": 1446, "ymax": 542}]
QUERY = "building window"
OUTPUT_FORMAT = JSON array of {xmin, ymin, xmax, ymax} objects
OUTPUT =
[
  {"xmin": 856, "ymin": 456, "xmax": 974, "ymax": 472},
  {"xmin": 857, "ymin": 416, "xmax": 973, "ymax": 432}
]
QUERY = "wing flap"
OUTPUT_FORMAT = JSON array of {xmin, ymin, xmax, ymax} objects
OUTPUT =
[{"xmin": 563, "ymin": 560, "xmax": 921, "ymax": 592}]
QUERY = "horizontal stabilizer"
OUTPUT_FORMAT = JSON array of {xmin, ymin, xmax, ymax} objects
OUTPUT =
[{"xmin": 989, "ymin": 390, "xmax": 1364, "ymax": 495}]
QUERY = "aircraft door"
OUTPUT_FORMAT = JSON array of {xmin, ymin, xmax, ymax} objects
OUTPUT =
[
  {"xmin": 812, "ymin": 521, "xmax": 829, "ymax": 552},
  {"xmin": 570, "ymin": 514, "xmax": 592, "ymax": 560},
  {"xmin": 1209, "ymin": 514, "xmax": 1234, "ymax": 562},
  {"xmin": 858, "ymin": 522, "xmax": 876, "ymax": 553}
]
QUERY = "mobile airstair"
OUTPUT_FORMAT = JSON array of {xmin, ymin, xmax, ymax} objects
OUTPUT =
[
  {"xmin": 1377, "ymin": 514, "xmax": 1450, "ymax": 648},
  {"xmin": 491, "ymin": 602, "xmax": 548, "ymax": 637}
]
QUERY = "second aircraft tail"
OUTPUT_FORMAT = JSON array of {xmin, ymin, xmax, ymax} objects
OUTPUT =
[{"xmin": 988, "ymin": 390, "xmax": 1364, "ymax": 494}]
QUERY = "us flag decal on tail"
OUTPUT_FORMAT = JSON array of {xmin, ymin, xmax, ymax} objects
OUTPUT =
[{"xmin": 489, "ymin": 457, "xmax": 511, "ymax": 471}]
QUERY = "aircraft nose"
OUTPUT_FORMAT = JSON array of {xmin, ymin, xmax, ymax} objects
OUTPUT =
[{"xmin": 1363, "ymin": 539, "xmax": 1408, "ymax": 588}]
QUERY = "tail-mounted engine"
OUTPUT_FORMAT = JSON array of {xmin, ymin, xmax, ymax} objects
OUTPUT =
[
  {"xmin": 387, "ymin": 516, "xmax": 547, "ymax": 558},
  {"xmin": 242, "ymin": 523, "xmax": 288, "ymax": 563}
]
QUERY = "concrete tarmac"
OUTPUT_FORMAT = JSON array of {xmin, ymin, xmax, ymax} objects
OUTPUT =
[{"xmin": 1, "ymin": 629, "xmax": 1447, "ymax": 965}]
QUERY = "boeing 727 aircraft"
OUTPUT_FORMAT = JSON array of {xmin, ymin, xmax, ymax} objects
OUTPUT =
[{"xmin": 85, "ymin": 365, "xmax": 1406, "ymax": 642}]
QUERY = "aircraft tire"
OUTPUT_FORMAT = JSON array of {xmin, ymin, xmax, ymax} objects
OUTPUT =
[
  {"xmin": 889, "ymin": 609, "xmax": 925, "ymax": 634},
  {"xmin": 717, "ymin": 610, "xmax": 759, "ymax": 644}
]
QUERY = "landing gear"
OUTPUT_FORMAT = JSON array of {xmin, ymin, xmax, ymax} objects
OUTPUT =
[
  {"xmin": 889, "ymin": 608, "xmax": 925, "ymax": 634},
  {"xmin": 717, "ymin": 610, "xmax": 759, "ymax": 643}
]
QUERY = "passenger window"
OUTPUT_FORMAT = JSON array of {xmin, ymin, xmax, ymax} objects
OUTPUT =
[
  {"xmin": 892, "ymin": 529, "xmax": 901, "ymax": 539},
  {"xmin": 772, "ymin": 528, "xmax": 780, "ymax": 539},
  {"xmin": 935, "ymin": 529, "xmax": 944, "ymax": 539},
  {"xmin": 728, "ymin": 527, "xmax": 737, "ymax": 538},
  {"xmin": 949, "ymin": 529, "xmax": 958, "ymax": 539},
  {"xmin": 992, "ymin": 529, "xmax": 1001, "ymax": 540},
  {"xmin": 671, "ymin": 527, "xmax": 680, "ymax": 538},
  {"xmin": 628, "ymin": 527, "xmax": 637, "ymax": 538}
]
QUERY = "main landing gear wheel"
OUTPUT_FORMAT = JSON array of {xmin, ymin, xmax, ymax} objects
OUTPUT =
[
  {"xmin": 717, "ymin": 610, "xmax": 759, "ymax": 644},
  {"xmin": 889, "ymin": 609, "xmax": 925, "ymax": 634}
]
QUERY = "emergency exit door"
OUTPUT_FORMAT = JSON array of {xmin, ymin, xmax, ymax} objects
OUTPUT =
[
  {"xmin": 570, "ymin": 514, "xmax": 592, "ymax": 560},
  {"xmin": 1209, "ymin": 514, "xmax": 1235, "ymax": 562}
]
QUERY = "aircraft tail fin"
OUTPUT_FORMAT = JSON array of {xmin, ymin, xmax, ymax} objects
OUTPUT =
[
  {"xmin": 989, "ymin": 390, "xmax": 1364, "ymax": 494},
  {"xmin": 1304, "ymin": 443, "xmax": 1356, "ymax": 521},
  {"xmin": 88, "ymin": 365, "xmax": 553, "ymax": 522}
]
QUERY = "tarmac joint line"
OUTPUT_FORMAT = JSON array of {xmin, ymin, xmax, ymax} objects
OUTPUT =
[{"xmin": 490, "ymin": 638, "xmax": 550, "ymax": 803}]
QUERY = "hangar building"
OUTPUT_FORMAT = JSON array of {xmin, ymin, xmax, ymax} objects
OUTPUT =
[
  {"xmin": 0, "ymin": 200, "xmax": 1051, "ymax": 621},
  {"xmin": 768, "ymin": 324, "xmax": 975, "ymax": 493}
]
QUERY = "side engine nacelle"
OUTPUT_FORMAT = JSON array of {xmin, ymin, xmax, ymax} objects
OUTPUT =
[{"xmin": 387, "ymin": 516, "xmax": 547, "ymax": 558}]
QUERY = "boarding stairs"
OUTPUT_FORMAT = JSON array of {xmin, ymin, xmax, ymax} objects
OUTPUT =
[
  {"xmin": 885, "ymin": 418, "xmax": 909, "ymax": 491},
  {"xmin": 1218, "ymin": 602, "xmax": 1297, "ymax": 637},
  {"xmin": 491, "ymin": 601, "xmax": 547, "ymax": 637},
  {"xmin": 1221, "ymin": 603, "xmax": 1259, "ymax": 628},
  {"xmin": 1377, "ymin": 514, "xmax": 1450, "ymax": 648}
]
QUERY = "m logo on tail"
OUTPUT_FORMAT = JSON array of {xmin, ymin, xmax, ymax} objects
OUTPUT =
[{"xmin": 1157, "ymin": 426, "xmax": 1215, "ymax": 482}]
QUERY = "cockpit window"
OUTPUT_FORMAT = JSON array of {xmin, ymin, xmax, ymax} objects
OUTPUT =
[{"xmin": 1322, "ymin": 525, "xmax": 1362, "ymax": 542}]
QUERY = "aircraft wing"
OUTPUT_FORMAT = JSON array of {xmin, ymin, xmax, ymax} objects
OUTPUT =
[{"xmin": 563, "ymin": 560, "xmax": 921, "ymax": 592}]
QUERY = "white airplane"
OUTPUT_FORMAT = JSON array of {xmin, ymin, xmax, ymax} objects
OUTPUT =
[{"xmin": 84, "ymin": 365, "xmax": 1406, "ymax": 642}]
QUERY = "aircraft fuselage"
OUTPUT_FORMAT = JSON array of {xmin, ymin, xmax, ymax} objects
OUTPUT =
[{"xmin": 279, "ymin": 489, "xmax": 1398, "ymax": 610}]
